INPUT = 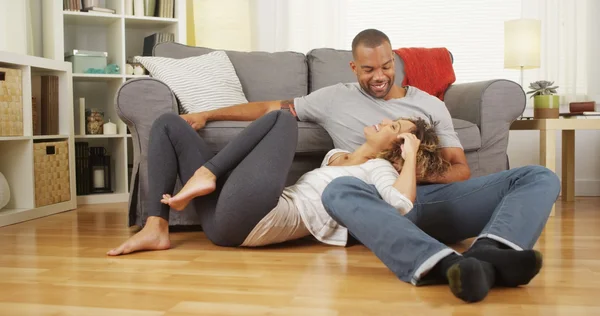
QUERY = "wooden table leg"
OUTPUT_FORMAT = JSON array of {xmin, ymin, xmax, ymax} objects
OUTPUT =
[
  {"xmin": 562, "ymin": 130, "xmax": 575, "ymax": 201},
  {"xmin": 540, "ymin": 130, "xmax": 557, "ymax": 216}
]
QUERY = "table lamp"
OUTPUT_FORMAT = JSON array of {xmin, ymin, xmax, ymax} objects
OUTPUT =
[{"xmin": 504, "ymin": 19, "xmax": 541, "ymax": 87}]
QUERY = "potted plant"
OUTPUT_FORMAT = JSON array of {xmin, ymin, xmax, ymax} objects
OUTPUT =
[{"xmin": 527, "ymin": 80, "xmax": 560, "ymax": 119}]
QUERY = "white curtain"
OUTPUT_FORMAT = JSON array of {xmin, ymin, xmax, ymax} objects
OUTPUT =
[
  {"xmin": 343, "ymin": 0, "xmax": 521, "ymax": 84},
  {"xmin": 522, "ymin": 0, "xmax": 593, "ymax": 104},
  {"xmin": 249, "ymin": 0, "xmax": 598, "ymax": 104},
  {"xmin": 250, "ymin": 0, "xmax": 347, "ymax": 53},
  {"xmin": 250, "ymin": 0, "xmax": 522, "ymax": 84}
]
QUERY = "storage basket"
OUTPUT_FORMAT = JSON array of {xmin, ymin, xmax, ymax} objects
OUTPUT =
[
  {"xmin": 0, "ymin": 67, "xmax": 23, "ymax": 136},
  {"xmin": 34, "ymin": 140, "xmax": 71, "ymax": 207}
]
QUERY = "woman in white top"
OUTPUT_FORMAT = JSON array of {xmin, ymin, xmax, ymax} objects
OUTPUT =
[{"xmin": 107, "ymin": 110, "xmax": 448, "ymax": 255}]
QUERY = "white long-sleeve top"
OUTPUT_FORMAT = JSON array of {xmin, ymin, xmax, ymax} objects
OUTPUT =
[
  {"xmin": 287, "ymin": 149, "xmax": 414, "ymax": 246},
  {"xmin": 241, "ymin": 149, "xmax": 414, "ymax": 247}
]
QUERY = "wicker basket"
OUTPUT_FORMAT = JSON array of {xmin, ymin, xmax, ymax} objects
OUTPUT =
[
  {"xmin": 34, "ymin": 140, "xmax": 71, "ymax": 207},
  {"xmin": 0, "ymin": 67, "xmax": 23, "ymax": 136}
]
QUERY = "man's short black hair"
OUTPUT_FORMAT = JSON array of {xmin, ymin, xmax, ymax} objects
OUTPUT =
[{"xmin": 351, "ymin": 29, "xmax": 391, "ymax": 58}]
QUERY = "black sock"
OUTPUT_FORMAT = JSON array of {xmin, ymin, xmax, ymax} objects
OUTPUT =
[
  {"xmin": 463, "ymin": 238, "xmax": 543, "ymax": 287},
  {"xmin": 430, "ymin": 253, "xmax": 463, "ymax": 280},
  {"xmin": 470, "ymin": 238, "xmax": 507, "ymax": 250},
  {"xmin": 431, "ymin": 253, "xmax": 495, "ymax": 303}
]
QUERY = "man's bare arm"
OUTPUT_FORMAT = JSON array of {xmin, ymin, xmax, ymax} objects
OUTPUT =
[
  {"xmin": 418, "ymin": 147, "xmax": 471, "ymax": 184},
  {"xmin": 181, "ymin": 100, "xmax": 294, "ymax": 130}
]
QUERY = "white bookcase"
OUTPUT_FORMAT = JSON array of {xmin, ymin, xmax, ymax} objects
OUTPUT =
[
  {"xmin": 0, "ymin": 50, "xmax": 76, "ymax": 227},
  {"xmin": 41, "ymin": 0, "xmax": 186, "ymax": 204}
]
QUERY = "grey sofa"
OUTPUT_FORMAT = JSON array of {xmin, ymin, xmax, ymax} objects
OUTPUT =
[{"xmin": 116, "ymin": 42, "xmax": 525, "ymax": 228}]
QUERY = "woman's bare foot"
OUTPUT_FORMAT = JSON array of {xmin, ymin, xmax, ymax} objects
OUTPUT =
[
  {"xmin": 166, "ymin": 166, "xmax": 217, "ymax": 211},
  {"xmin": 107, "ymin": 216, "xmax": 171, "ymax": 256}
]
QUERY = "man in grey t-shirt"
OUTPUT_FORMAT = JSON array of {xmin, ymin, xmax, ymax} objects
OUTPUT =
[
  {"xmin": 293, "ymin": 81, "xmax": 463, "ymax": 154},
  {"xmin": 182, "ymin": 29, "xmax": 559, "ymax": 303}
]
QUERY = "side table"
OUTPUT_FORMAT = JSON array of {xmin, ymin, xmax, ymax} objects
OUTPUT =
[{"xmin": 510, "ymin": 118, "xmax": 600, "ymax": 216}]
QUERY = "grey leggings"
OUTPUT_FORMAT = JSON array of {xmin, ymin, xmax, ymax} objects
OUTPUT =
[{"xmin": 146, "ymin": 110, "xmax": 298, "ymax": 246}]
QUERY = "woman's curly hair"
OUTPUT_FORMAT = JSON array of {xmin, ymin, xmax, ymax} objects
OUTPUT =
[{"xmin": 376, "ymin": 117, "xmax": 450, "ymax": 179}]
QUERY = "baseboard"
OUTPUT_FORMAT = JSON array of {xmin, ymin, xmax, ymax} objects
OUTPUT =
[
  {"xmin": 572, "ymin": 180, "xmax": 600, "ymax": 196},
  {"xmin": 77, "ymin": 192, "xmax": 129, "ymax": 205}
]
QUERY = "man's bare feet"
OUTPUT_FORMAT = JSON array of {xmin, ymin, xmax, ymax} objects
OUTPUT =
[
  {"xmin": 107, "ymin": 216, "xmax": 171, "ymax": 256},
  {"xmin": 164, "ymin": 166, "xmax": 217, "ymax": 211}
]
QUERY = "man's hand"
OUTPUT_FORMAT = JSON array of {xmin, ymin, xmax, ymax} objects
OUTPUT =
[
  {"xmin": 417, "ymin": 147, "xmax": 470, "ymax": 184},
  {"xmin": 180, "ymin": 113, "xmax": 207, "ymax": 130}
]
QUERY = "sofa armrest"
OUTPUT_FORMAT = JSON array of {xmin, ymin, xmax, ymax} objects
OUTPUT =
[
  {"xmin": 444, "ymin": 79, "xmax": 525, "ymax": 149},
  {"xmin": 115, "ymin": 78, "xmax": 178, "ymax": 226},
  {"xmin": 116, "ymin": 78, "xmax": 179, "ymax": 151}
]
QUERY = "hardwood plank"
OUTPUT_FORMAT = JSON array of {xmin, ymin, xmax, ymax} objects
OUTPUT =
[{"xmin": 0, "ymin": 201, "xmax": 599, "ymax": 315}]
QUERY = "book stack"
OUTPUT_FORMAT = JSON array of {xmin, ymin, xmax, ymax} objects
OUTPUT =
[
  {"xmin": 75, "ymin": 142, "xmax": 91, "ymax": 195},
  {"xmin": 155, "ymin": 0, "xmax": 175, "ymax": 18},
  {"xmin": 40, "ymin": 76, "xmax": 59, "ymax": 136},
  {"xmin": 82, "ymin": 7, "xmax": 116, "ymax": 14},
  {"xmin": 142, "ymin": 33, "xmax": 175, "ymax": 56},
  {"xmin": 63, "ymin": 0, "xmax": 116, "ymax": 14},
  {"xmin": 32, "ymin": 97, "xmax": 40, "ymax": 136},
  {"xmin": 63, "ymin": 0, "xmax": 82, "ymax": 11}
]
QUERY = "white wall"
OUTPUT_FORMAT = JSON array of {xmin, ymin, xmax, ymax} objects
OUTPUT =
[
  {"xmin": 29, "ymin": 0, "xmax": 44, "ymax": 57},
  {"xmin": 0, "ymin": 0, "xmax": 28, "ymax": 54},
  {"xmin": 0, "ymin": 0, "xmax": 43, "ymax": 56}
]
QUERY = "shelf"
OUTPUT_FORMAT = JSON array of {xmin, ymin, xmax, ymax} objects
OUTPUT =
[
  {"xmin": 75, "ymin": 134, "xmax": 126, "ymax": 139},
  {"xmin": 73, "ymin": 74, "xmax": 124, "ymax": 82},
  {"xmin": 36, "ymin": 0, "xmax": 187, "ymax": 206},
  {"xmin": 0, "ymin": 201, "xmax": 76, "ymax": 227},
  {"xmin": 32, "ymin": 135, "xmax": 70, "ymax": 140},
  {"xmin": 124, "ymin": 15, "xmax": 178, "ymax": 28},
  {"xmin": 63, "ymin": 11, "xmax": 122, "ymax": 26},
  {"xmin": 0, "ymin": 51, "xmax": 70, "ymax": 72},
  {"xmin": 0, "ymin": 136, "xmax": 31, "ymax": 141}
]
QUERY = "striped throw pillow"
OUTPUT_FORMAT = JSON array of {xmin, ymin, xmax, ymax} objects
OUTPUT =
[{"xmin": 135, "ymin": 51, "xmax": 248, "ymax": 113}]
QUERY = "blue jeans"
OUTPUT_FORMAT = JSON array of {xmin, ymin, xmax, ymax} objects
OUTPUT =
[{"xmin": 321, "ymin": 165, "xmax": 560, "ymax": 285}]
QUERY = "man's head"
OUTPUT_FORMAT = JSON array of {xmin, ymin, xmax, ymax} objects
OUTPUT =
[{"xmin": 350, "ymin": 29, "xmax": 396, "ymax": 99}]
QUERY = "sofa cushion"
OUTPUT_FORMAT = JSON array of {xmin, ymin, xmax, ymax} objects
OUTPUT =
[
  {"xmin": 135, "ymin": 51, "xmax": 248, "ymax": 114},
  {"xmin": 199, "ymin": 119, "xmax": 477, "ymax": 154},
  {"xmin": 453, "ymin": 118, "xmax": 481, "ymax": 152},
  {"xmin": 153, "ymin": 42, "xmax": 308, "ymax": 102},
  {"xmin": 306, "ymin": 48, "xmax": 406, "ymax": 93},
  {"xmin": 198, "ymin": 121, "xmax": 334, "ymax": 154}
]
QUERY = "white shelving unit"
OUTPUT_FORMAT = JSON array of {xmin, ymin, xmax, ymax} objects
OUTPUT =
[
  {"xmin": 0, "ymin": 50, "xmax": 76, "ymax": 227},
  {"xmin": 41, "ymin": 0, "xmax": 186, "ymax": 204}
]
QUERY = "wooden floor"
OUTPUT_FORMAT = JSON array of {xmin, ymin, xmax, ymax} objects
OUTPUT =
[{"xmin": 0, "ymin": 199, "xmax": 599, "ymax": 316}]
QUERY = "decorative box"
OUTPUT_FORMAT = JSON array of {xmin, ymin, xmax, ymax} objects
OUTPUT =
[
  {"xmin": 34, "ymin": 140, "xmax": 71, "ymax": 207},
  {"xmin": 0, "ymin": 67, "xmax": 23, "ymax": 136},
  {"xmin": 65, "ymin": 50, "xmax": 108, "ymax": 74}
]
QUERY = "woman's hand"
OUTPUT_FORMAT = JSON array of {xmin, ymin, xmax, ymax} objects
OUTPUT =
[{"xmin": 398, "ymin": 133, "xmax": 421, "ymax": 160}]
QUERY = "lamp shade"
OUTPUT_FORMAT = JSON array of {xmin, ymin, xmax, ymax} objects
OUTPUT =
[{"xmin": 504, "ymin": 19, "xmax": 541, "ymax": 69}]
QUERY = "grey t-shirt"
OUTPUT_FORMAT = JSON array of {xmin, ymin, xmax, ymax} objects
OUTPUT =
[{"xmin": 293, "ymin": 83, "xmax": 462, "ymax": 152}]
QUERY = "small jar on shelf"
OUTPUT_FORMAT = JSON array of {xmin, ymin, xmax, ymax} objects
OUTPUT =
[{"xmin": 86, "ymin": 108, "xmax": 105, "ymax": 134}]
